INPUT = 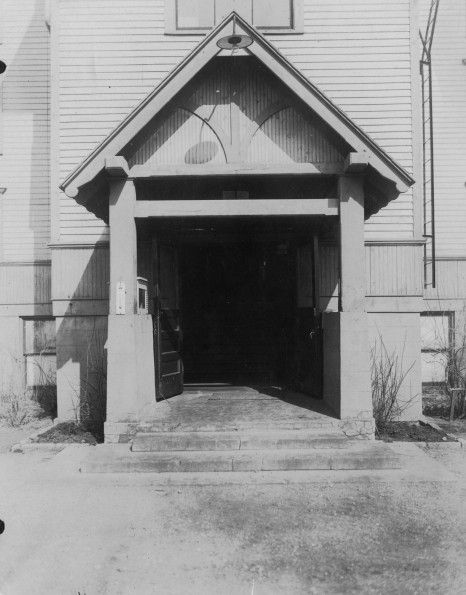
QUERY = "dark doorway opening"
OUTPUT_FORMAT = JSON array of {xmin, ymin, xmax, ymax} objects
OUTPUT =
[
  {"xmin": 180, "ymin": 241, "xmax": 296, "ymax": 386},
  {"xmin": 138, "ymin": 214, "xmax": 327, "ymax": 399}
]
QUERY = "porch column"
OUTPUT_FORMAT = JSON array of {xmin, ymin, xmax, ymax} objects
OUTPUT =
[
  {"xmin": 323, "ymin": 174, "xmax": 373, "ymax": 426},
  {"xmin": 106, "ymin": 178, "xmax": 141, "ymax": 425}
]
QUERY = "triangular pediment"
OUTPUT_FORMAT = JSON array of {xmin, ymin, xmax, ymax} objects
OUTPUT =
[
  {"xmin": 60, "ymin": 12, "xmax": 414, "ymax": 216},
  {"xmin": 123, "ymin": 57, "xmax": 349, "ymax": 171}
]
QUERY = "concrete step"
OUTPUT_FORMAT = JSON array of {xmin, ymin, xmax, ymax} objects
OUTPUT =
[
  {"xmin": 131, "ymin": 429, "xmax": 349, "ymax": 452},
  {"xmin": 137, "ymin": 419, "xmax": 338, "ymax": 433},
  {"xmin": 80, "ymin": 442, "xmax": 401, "ymax": 473}
]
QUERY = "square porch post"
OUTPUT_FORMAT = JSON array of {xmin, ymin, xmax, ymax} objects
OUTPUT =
[
  {"xmin": 106, "ymin": 178, "xmax": 140, "ymax": 427},
  {"xmin": 104, "ymin": 173, "xmax": 157, "ymax": 440},
  {"xmin": 323, "ymin": 172, "xmax": 374, "ymax": 430}
]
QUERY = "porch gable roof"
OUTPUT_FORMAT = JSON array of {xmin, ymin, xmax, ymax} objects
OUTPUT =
[{"xmin": 60, "ymin": 12, "xmax": 415, "ymax": 210}]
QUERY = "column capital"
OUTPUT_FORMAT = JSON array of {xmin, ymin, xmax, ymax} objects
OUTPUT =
[
  {"xmin": 105, "ymin": 156, "xmax": 130, "ymax": 178},
  {"xmin": 343, "ymin": 152, "xmax": 368, "ymax": 174}
]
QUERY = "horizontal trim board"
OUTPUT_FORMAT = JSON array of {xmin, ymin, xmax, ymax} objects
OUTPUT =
[
  {"xmin": 129, "ymin": 163, "xmax": 344, "ymax": 178},
  {"xmin": 366, "ymin": 297, "xmax": 424, "ymax": 313},
  {"xmin": 135, "ymin": 199, "xmax": 339, "ymax": 218},
  {"xmin": 49, "ymin": 243, "xmax": 110, "ymax": 249},
  {"xmin": 365, "ymin": 239, "xmax": 426, "ymax": 246}
]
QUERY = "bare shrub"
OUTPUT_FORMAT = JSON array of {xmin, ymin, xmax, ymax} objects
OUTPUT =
[
  {"xmin": 371, "ymin": 334, "xmax": 416, "ymax": 432},
  {"xmin": 68, "ymin": 323, "xmax": 107, "ymax": 433},
  {"xmin": 0, "ymin": 346, "xmax": 57, "ymax": 427},
  {"xmin": 27, "ymin": 351, "xmax": 57, "ymax": 418},
  {"xmin": 423, "ymin": 310, "xmax": 466, "ymax": 419},
  {"xmin": 79, "ymin": 334, "xmax": 107, "ymax": 428},
  {"xmin": 0, "ymin": 392, "xmax": 42, "ymax": 427}
]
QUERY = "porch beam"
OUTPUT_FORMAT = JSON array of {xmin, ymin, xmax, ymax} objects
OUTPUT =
[
  {"xmin": 134, "ymin": 198, "xmax": 339, "ymax": 218},
  {"xmin": 129, "ymin": 162, "xmax": 344, "ymax": 178}
]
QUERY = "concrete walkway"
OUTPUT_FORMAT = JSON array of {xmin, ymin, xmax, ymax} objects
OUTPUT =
[{"xmin": 0, "ymin": 442, "xmax": 465, "ymax": 594}]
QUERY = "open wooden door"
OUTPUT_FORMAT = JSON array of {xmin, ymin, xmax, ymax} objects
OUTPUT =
[
  {"xmin": 153, "ymin": 242, "xmax": 183, "ymax": 401},
  {"xmin": 295, "ymin": 236, "xmax": 323, "ymax": 397}
]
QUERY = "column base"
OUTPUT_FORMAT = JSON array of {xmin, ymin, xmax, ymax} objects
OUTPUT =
[{"xmin": 323, "ymin": 311, "xmax": 374, "ymax": 422}]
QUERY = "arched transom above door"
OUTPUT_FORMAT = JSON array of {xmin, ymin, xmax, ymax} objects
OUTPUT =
[{"xmin": 124, "ymin": 57, "xmax": 349, "ymax": 171}]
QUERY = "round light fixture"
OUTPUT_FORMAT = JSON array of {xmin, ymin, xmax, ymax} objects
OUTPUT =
[
  {"xmin": 216, "ymin": 14, "xmax": 253, "ymax": 51},
  {"xmin": 217, "ymin": 34, "xmax": 253, "ymax": 50},
  {"xmin": 0, "ymin": 61, "xmax": 6, "ymax": 74}
]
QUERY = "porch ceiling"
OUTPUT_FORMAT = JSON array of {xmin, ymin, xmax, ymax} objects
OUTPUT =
[{"xmin": 60, "ymin": 12, "xmax": 414, "ymax": 221}]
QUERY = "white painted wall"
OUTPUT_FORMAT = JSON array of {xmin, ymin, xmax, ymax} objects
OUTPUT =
[
  {"xmin": 420, "ymin": 0, "xmax": 466, "ymax": 257},
  {"xmin": 55, "ymin": 0, "xmax": 417, "ymax": 242},
  {"xmin": 0, "ymin": 0, "xmax": 50, "ymax": 262}
]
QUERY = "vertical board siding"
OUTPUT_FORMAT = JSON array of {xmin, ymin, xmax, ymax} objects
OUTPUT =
[
  {"xmin": 424, "ymin": 260, "xmax": 466, "ymax": 300},
  {"xmin": 137, "ymin": 241, "xmax": 152, "ymax": 282},
  {"xmin": 319, "ymin": 243, "xmax": 339, "ymax": 299},
  {"xmin": 127, "ymin": 59, "xmax": 347, "ymax": 168},
  {"xmin": 248, "ymin": 107, "xmax": 345, "ymax": 164},
  {"xmin": 318, "ymin": 244, "xmax": 424, "ymax": 300},
  {"xmin": 365, "ymin": 244, "xmax": 423, "ymax": 296},
  {"xmin": 0, "ymin": 0, "xmax": 51, "ymax": 261},
  {"xmin": 129, "ymin": 108, "xmax": 227, "ymax": 167},
  {"xmin": 420, "ymin": 0, "xmax": 466, "ymax": 257},
  {"xmin": 51, "ymin": 247, "xmax": 109, "ymax": 300},
  {"xmin": 0, "ymin": 263, "xmax": 51, "ymax": 304},
  {"xmin": 58, "ymin": 0, "xmax": 414, "ymax": 241}
]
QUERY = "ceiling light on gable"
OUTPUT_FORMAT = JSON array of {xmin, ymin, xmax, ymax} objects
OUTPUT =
[{"xmin": 217, "ymin": 15, "xmax": 253, "ymax": 50}]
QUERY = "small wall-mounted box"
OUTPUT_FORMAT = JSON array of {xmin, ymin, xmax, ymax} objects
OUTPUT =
[{"xmin": 137, "ymin": 277, "xmax": 149, "ymax": 314}]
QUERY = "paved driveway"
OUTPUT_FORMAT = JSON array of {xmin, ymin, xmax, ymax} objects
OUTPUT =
[{"xmin": 0, "ymin": 444, "xmax": 465, "ymax": 595}]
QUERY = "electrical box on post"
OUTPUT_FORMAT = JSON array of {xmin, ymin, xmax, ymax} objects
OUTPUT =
[{"xmin": 137, "ymin": 277, "xmax": 149, "ymax": 314}]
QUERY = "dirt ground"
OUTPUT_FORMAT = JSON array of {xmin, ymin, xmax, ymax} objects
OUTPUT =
[
  {"xmin": 0, "ymin": 445, "xmax": 465, "ymax": 595},
  {"xmin": 35, "ymin": 421, "xmax": 103, "ymax": 445},
  {"xmin": 377, "ymin": 420, "xmax": 457, "ymax": 442}
]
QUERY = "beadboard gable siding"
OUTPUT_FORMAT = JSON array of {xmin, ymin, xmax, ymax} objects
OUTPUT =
[
  {"xmin": 57, "ymin": 0, "xmax": 415, "ymax": 242},
  {"xmin": 420, "ymin": 0, "xmax": 466, "ymax": 257},
  {"xmin": 0, "ymin": 0, "xmax": 50, "ymax": 261},
  {"xmin": 126, "ymin": 58, "xmax": 348, "ymax": 169}
]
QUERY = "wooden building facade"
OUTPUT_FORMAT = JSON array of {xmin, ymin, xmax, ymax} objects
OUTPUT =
[{"xmin": 0, "ymin": 0, "xmax": 461, "ymax": 440}]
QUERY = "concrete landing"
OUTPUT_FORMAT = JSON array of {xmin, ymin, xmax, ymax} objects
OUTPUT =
[{"xmin": 138, "ymin": 386, "xmax": 340, "ymax": 433}]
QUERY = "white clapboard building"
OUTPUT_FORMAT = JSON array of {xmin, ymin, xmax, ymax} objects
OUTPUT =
[{"xmin": 0, "ymin": 0, "xmax": 463, "ymax": 441}]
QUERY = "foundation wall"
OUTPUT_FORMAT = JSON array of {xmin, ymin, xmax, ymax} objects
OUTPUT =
[
  {"xmin": 0, "ymin": 317, "xmax": 24, "ymax": 396},
  {"xmin": 367, "ymin": 312, "xmax": 422, "ymax": 421}
]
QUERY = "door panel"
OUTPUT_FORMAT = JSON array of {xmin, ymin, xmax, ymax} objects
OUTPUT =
[
  {"xmin": 154, "ymin": 243, "xmax": 183, "ymax": 400},
  {"xmin": 295, "ymin": 239, "xmax": 322, "ymax": 397}
]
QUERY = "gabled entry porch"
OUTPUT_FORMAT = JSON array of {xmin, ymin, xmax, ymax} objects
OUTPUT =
[
  {"xmin": 103, "ymin": 169, "xmax": 374, "ymax": 442},
  {"xmin": 59, "ymin": 13, "xmax": 414, "ymax": 444}
]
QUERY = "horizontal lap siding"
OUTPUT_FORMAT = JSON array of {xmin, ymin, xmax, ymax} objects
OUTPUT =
[
  {"xmin": 420, "ymin": 0, "xmax": 466, "ymax": 257},
  {"xmin": 0, "ymin": 0, "xmax": 50, "ymax": 261},
  {"xmin": 295, "ymin": 0, "xmax": 414, "ymax": 239},
  {"xmin": 58, "ymin": 0, "xmax": 414, "ymax": 240}
]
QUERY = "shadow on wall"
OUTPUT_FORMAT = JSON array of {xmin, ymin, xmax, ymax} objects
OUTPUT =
[{"xmin": 55, "ymin": 242, "xmax": 109, "ymax": 428}]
